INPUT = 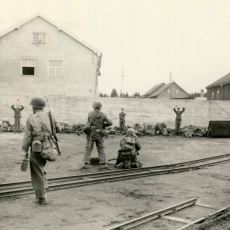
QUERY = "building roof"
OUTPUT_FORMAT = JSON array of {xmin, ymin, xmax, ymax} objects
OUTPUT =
[
  {"xmin": 143, "ymin": 82, "xmax": 165, "ymax": 97},
  {"xmin": 144, "ymin": 81, "xmax": 190, "ymax": 98},
  {"xmin": 206, "ymin": 73, "xmax": 230, "ymax": 89},
  {"xmin": 0, "ymin": 13, "xmax": 101, "ymax": 56}
]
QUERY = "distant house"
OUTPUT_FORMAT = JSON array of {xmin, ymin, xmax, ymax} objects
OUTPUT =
[
  {"xmin": 206, "ymin": 73, "xmax": 230, "ymax": 100},
  {"xmin": 143, "ymin": 81, "xmax": 190, "ymax": 99},
  {"xmin": 0, "ymin": 14, "xmax": 102, "ymax": 97}
]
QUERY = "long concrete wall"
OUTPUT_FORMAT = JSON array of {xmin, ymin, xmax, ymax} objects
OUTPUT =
[{"xmin": 1, "ymin": 96, "xmax": 230, "ymax": 128}]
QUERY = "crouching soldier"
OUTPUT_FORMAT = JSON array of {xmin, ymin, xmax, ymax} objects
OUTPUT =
[
  {"xmin": 22, "ymin": 97, "xmax": 59, "ymax": 205},
  {"xmin": 83, "ymin": 102, "xmax": 112, "ymax": 169},
  {"xmin": 115, "ymin": 128, "xmax": 142, "ymax": 169}
]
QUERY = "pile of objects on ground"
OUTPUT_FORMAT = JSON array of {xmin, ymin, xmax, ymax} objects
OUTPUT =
[
  {"xmin": 131, "ymin": 123, "xmax": 208, "ymax": 138},
  {"xmin": 0, "ymin": 120, "xmax": 14, "ymax": 132},
  {"xmin": 57, "ymin": 122, "xmax": 208, "ymax": 138},
  {"xmin": 0, "ymin": 120, "xmax": 208, "ymax": 138}
]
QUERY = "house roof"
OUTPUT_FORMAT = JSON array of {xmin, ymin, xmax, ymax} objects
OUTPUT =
[
  {"xmin": 206, "ymin": 73, "xmax": 230, "ymax": 88},
  {"xmin": 143, "ymin": 82, "xmax": 165, "ymax": 97},
  {"xmin": 0, "ymin": 13, "xmax": 101, "ymax": 56},
  {"xmin": 144, "ymin": 81, "xmax": 190, "ymax": 98}
]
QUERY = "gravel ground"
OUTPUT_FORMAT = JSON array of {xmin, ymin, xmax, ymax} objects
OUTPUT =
[{"xmin": 0, "ymin": 133, "xmax": 229, "ymax": 230}]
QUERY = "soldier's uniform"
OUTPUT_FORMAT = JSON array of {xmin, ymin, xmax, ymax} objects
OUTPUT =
[
  {"xmin": 11, "ymin": 104, "xmax": 24, "ymax": 133},
  {"xmin": 83, "ymin": 102, "xmax": 112, "ymax": 168},
  {"xmin": 173, "ymin": 107, "xmax": 185, "ymax": 135},
  {"xmin": 22, "ymin": 97, "xmax": 56, "ymax": 204},
  {"xmin": 119, "ymin": 108, "xmax": 126, "ymax": 133},
  {"xmin": 116, "ymin": 128, "xmax": 142, "ymax": 168}
]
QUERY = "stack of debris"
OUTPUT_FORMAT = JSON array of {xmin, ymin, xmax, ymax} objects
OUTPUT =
[
  {"xmin": 0, "ymin": 120, "xmax": 14, "ymax": 132},
  {"xmin": 0, "ymin": 119, "xmax": 208, "ymax": 138},
  {"xmin": 180, "ymin": 125, "xmax": 207, "ymax": 138}
]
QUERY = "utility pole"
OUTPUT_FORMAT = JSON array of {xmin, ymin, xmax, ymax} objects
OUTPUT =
[{"xmin": 170, "ymin": 71, "xmax": 172, "ymax": 99}]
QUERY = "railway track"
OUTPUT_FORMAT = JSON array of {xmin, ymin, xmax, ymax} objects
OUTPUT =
[
  {"xmin": 107, "ymin": 198, "xmax": 229, "ymax": 230},
  {"xmin": 1, "ymin": 153, "xmax": 230, "ymax": 199}
]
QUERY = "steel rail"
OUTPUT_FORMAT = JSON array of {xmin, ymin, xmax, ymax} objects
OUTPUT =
[
  {"xmin": 1, "ymin": 153, "xmax": 230, "ymax": 190},
  {"xmin": 107, "ymin": 198, "xmax": 197, "ymax": 230},
  {"xmin": 176, "ymin": 206, "xmax": 230, "ymax": 230},
  {"xmin": 0, "ymin": 156, "xmax": 230, "ymax": 199}
]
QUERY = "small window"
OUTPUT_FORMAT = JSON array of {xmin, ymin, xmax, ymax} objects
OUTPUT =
[
  {"xmin": 176, "ymin": 89, "xmax": 179, "ymax": 94},
  {"xmin": 33, "ymin": 33, "xmax": 46, "ymax": 44},
  {"xmin": 49, "ymin": 60, "xmax": 63, "ymax": 78},
  {"xmin": 21, "ymin": 59, "xmax": 35, "ymax": 76}
]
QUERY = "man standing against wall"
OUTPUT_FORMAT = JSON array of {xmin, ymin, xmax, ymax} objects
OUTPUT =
[
  {"xmin": 119, "ymin": 108, "xmax": 126, "ymax": 134},
  {"xmin": 11, "ymin": 99, "xmax": 24, "ymax": 133},
  {"xmin": 83, "ymin": 102, "xmax": 112, "ymax": 169},
  {"xmin": 173, "ymin": 106, "xmax": 185, "ymax": 135}
]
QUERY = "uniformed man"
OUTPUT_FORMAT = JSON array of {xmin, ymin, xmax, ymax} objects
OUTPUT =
[
  {"xmin": 115, "ymin": 128, "xmax": 142, "ymax": 168},
  {"xmin": 83, "ymin": 102, "xmax": 112, "ymax": 169},
  {"xmin": 11, "ymin": 99, "xmax": 24, "ymax": 133},
  {"xmin": 173, "ymin": 106, "xmax": 185, "ymax": 135},
  {"xmin": 119, "ymin": 108, "xmax": 126, "ymax": 133},
  {"xmin": 22, "ymin": 97, "xmax": 58, "ymax": 205}
]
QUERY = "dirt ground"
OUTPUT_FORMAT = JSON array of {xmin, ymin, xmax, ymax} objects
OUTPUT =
[{"xmin": 0, "ymin": 133, "xmax": 230, "ymax": 230}]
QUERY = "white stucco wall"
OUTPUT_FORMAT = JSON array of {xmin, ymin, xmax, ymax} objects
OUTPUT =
[{"xmin": 0, "ymin": 17, "xmax": 100, "ymax": 97}]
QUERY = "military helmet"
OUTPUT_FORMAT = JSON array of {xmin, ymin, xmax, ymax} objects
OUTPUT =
[
  {"xmin": 30, "ymin": 97, "xmax": 46, "ymax": 108},
  {"xmin": 92, "ymin": 101, "xmax": 102, "ymax": 109},
  {"xmin": 126, "ymin": 128, "xmax": 136, "ymax": 136}
]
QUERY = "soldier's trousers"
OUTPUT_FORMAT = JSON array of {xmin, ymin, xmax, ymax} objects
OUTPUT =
[
  {"xmin": 119, "ymin": 120, "xmax": 125, "ymax": 132},
  {"xmin": 14, "ymin": 118, "xmax": 21, "ymax": 133},
  {"xmin": 175, "ymin": 120, "xmax": 181, "ymax": 135},
  {"xmin": 84, "ymin": 134, "xmax": 106, "ymax": 164},
  {"xmin": 30, "ymin": 152, "xmax": 47, "ymax": 199}
]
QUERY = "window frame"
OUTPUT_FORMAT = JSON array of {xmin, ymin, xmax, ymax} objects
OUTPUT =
[
  {"xmin": 21, "ymin": 59, "xmax": 36, "ymax": 77},
  {"xmin": 32, "ymin": 32, "xmax": 46, "ymax": 44},
  {"xmin": 48, "ymin": 60, "xmax": 63, "ymax": 78}
]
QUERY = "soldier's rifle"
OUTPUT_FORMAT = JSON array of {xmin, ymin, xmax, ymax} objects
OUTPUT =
[{"xmin": 46, "ymin": 100, "xmax": 61, "ymax": 156}]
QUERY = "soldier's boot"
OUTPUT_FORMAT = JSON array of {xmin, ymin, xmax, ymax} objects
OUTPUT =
[
  {"xmin": 81, "ymin": 163, "xmax": 90, "ymax": 170},
  {"xmin": 38, "ymin": 198, "xmax": 48, "ymax": 205},
  {"xmin": 99, "ymin": 163, "xmax": 109, "ymax": 170}
]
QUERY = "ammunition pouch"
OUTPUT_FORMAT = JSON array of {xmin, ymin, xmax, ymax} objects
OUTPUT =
[{"xmin": 32, "ymin": 140, "xmax": 42, "ymax": 152}]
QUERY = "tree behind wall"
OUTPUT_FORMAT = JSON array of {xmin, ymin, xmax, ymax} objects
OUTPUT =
[{"xmin": 110, "ymin": 89, "xmax": 119, "ymax": 97}]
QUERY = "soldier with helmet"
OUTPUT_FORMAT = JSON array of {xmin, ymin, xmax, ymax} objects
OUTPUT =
[
  {"xmin": 83, "ymin": 102, "xmax": 112, "ymax": 169},
  {"xmin": 22, "ymin": 97, "xmax": 58, "ymax": 205},
  {"xmin": 115, "ymin": 128, "xmax": 142, "ymax": 169}
]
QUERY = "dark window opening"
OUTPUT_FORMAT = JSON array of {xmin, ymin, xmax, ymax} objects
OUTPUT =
[{"xmin": 22, "ymin": 67, "xmax": 34, "ymax": 76}]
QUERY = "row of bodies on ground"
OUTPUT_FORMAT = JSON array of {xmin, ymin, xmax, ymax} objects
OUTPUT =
[{"xmin": 0, "ymin": 120, "xmax": 207, "ymax": 138}]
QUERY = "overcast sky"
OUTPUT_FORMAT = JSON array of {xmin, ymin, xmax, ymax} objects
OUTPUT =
[{"xmin": 1, "ymin": 0, "xmax": 230, "ymax": 95}]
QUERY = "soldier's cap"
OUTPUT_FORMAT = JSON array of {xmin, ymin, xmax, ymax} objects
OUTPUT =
[
  {"xmin": 126, "ymin": 128, "xmax": 136, "ymax": 136},
  {"xmin": 92, "ymin": 102, "xmax": 102, "ymax": 108},
  {"xmin": 121, "ymin": 108, "xmax": 124, "ymax": 110},
  {"xmin": 30, "ymin": 97, "xmax": 46, "ymax": 108}
]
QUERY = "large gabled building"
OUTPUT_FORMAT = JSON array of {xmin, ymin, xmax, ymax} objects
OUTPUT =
[
  {"xmin": 143, "ymin": 81, "xmax": 190, "ymax": 99},
  {"xmin": 206, "ymin": 73, "xmax": 230, "ymax": 100},
  {"xmin": 0, "ymin": 14, "xmax": 102, "ymax": 97}
]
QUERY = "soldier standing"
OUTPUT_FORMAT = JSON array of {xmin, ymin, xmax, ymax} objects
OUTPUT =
[
  {"xmin": 22, "ymin": 97, "xmax": 58, "ymax": 205},
  {"xmin": 173, "ymin": 106, "xmax": 185, "ymax": 135},
  {"xmin": 11, "ymin": 99, "xmax": 24, "ymax": 133},
  {"xmin": 83, "ymin": 102, "xmax": 112, "ymax": 169},
  {"xmin": 119, "ymin": 108, "xmax": 126, "ymax": 133}
]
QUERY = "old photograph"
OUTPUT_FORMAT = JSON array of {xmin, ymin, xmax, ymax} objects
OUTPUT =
[{"xmin": 0, "ymin": 0, "xmax": 229, "ymax": 229}]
